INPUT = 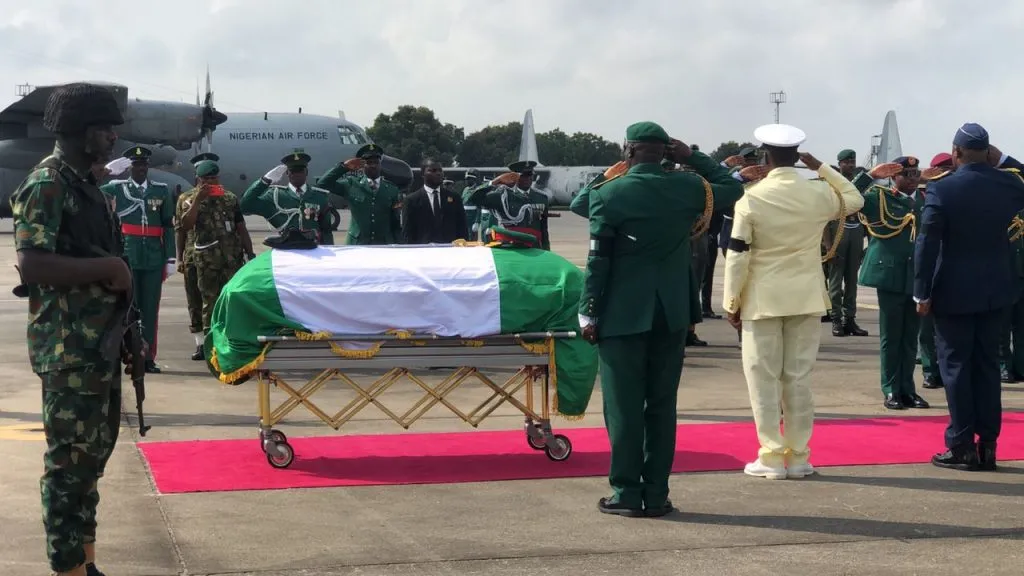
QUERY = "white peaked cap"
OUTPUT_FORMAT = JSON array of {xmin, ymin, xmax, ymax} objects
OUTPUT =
[{"xmin": 753, "ymin": 123, "xmax": 806, "ymax": 148}]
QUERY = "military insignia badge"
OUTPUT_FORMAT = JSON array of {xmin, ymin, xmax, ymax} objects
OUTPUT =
[{"xmin": 447, "ymin": 196, "xmax": 453, "ymax": 203}]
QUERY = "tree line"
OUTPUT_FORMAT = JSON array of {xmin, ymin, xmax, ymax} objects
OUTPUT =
[{"xmin": 366, "ymin": 105, "xmax": 756, "ymax": 169}]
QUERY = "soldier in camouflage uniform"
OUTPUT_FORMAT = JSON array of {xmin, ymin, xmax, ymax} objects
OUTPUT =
[
  {"xmin": 175, "ymin": 153, "xmax": 218, "ymax": 360},
  {"xmin": 10, "ymin": 83, "xmax": 135, "ymax": 576},
  {"xmin": 175, "ymin": 157, "xmax": 254, "ymax": 352}
]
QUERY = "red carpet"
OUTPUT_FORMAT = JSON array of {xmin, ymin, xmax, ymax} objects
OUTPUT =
[{"xmin": 138, "ymin": 413, "xmax": 1024, "ymax": 494}]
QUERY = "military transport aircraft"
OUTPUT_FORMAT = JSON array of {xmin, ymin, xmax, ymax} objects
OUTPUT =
[{"xmin": 0, "ymin": 76, "xmax": 414, "ymax": 230}]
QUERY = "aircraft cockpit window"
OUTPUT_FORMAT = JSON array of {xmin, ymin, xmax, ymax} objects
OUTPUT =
[{"xmin": 337, "ymin": 125, "xmax": 368, "ymax": 145}]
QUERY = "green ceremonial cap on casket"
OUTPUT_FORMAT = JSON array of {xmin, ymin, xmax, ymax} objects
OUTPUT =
[
  {"xmin": 195, "ymin": 160, "xmax": 219, "ymax": 177},
  {"xmin": 837, "ymin": 149, "xmax": 856, "ymax": 162},
  {"xmin": 625, "ymin": 121, "xmax": 671, "ymax": 144}
]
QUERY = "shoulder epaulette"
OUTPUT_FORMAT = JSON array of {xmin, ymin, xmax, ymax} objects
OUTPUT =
[
  {"xmin": 928, "ymin": 170, "xmax": 952, "ymax": 182},
  {"xmin": 310, "ymin": 186, "xmax": 329, "ymax": 194},
  {"xmin": 107, "ymin": 178, "xmax": 130, "ymax": 185},
  {"xmin": 149, "ymin": 180, "xmax": 168, "ymax": 187}
]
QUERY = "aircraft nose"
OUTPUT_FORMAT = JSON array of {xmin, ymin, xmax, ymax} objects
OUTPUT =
[{"xmin": 202, "ymin": 107, "xmax": 228, "ymax": 130}]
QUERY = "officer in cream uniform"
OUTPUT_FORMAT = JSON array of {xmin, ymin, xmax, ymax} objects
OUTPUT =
[{"xmin": 722, "ymin": 124, "xmax": 865, "ymax": 480}]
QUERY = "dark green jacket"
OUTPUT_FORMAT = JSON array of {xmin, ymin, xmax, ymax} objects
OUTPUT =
[
  {"xmin": 855, "ymin": 172, "xmax": 924, "ymax": 295},
  {"xmin": 579, "ymin": 151, "xmax": 743, "ymax": 338},
  {"xmin": 316, "ymin": 164, "xmax": 402, "ymax": 245}
]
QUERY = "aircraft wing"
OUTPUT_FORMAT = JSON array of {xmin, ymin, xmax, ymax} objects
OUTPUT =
[{"xmin": 0, "ymin": 82, "xmax": 128, "ymax": 139}]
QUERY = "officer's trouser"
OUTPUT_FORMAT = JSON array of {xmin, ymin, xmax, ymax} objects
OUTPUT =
[
  {"xmin": 132, "ymin": 267, "xmax": 164, "ymax": 361},
  {"xmin": 183, "ymin": 263, "xmax": 203, "ymax": 334},
  {"xmin": 40, "ymin": 363, "xmax": 121, "ymax": 573},
  {"xmin": 599, "ymin": 298, "xmax": 684, "ymax": 509},
  {"xmin": 741, "ymin": 314, "xmax": 820, "ymax": 468}
]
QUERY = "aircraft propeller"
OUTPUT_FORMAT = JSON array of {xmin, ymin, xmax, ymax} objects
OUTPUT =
[{"xmin": 192, "ymin": 66, "xmax": 227, "ymax": 157}]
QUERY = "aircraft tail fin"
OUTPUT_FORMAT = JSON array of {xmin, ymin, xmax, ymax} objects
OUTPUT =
[
  {"xmin": 873, "ymin": 110, "xmax": 902, "ymax": 166},
  {"xmin": 518, "ymin": 109, "xmax": 542, "ymax": 166}
]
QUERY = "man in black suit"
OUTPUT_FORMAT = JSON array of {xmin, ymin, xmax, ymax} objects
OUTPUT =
[
  {"xmin": 914, "ymin": 123, "xmax": 1024, "ymax": 472},
  {"xmin": 402, "ymin": 159, "xmax": 468, "ymax": 244}
]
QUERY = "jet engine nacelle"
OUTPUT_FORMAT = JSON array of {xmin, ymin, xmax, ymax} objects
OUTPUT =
[{"xmin": 120, "ymin": 100, "xmax": 227, "ymax": 151}]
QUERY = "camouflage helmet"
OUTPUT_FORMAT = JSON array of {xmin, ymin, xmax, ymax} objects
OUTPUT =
[{"xmin": 42, "ymin": 83, "xmax": 124, "ymax": 135}]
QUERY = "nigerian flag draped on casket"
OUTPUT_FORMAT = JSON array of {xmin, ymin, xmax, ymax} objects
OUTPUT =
[{"xmin": 204, "ymin": 244, "xmax": 598, "ymax": 418}]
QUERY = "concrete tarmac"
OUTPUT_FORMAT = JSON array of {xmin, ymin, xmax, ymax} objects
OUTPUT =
[{"xmin": 0, "ymin": 213, "xmax": 1021, "ymax": 576}]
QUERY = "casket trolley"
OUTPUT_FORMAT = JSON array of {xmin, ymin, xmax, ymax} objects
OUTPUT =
[{"xmin": 251, "ymin": 330, "xmax": 578, "ymax": 469}]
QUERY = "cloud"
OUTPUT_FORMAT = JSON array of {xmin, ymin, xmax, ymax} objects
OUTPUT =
[{"xmin": 2, "ymin": 0, "xmax": 1024, "ymax": 162}]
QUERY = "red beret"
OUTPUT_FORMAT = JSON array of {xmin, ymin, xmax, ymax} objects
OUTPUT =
[{"xmin": 930, "ymin": 153, "xmax": 953, "ymax": 168}]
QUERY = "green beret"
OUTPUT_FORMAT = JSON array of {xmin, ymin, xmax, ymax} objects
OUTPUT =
[
  {"xmin": 837, "ymin": 149, "xmax": 856, "ymax": 162},
  {"xmin": 625, "ymin": 121, "xmax": 670, "ymax": 144},
  {"xmin": 195, "ymin": 160, "xmax": 219, "ymax": 177}
]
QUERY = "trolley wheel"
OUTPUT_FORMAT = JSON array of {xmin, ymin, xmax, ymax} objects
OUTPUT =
[
  {"xmin": 269, "ymin": 430, "xmax": 288, "ymax": 443},
  {"xmin": 544, "ymin": 434, "xmax": 572, "ymax": 462},
  {"xmin": 266, "ymin": 442, "xmax": 295, "ymax": 469},
  {"xmin": 526, "ymin": 432, "xmax": 547, "ymax": 450}
]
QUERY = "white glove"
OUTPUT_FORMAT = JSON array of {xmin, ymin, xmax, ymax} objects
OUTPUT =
[
  {"xmin": 164, "ymin": 259, "xmax": 176, "ymax": 279},
  {"xmin": 263, "ymin": 164, "xmax": 288, "ymax": 184},
  {"xmin": 105, "ymin": 157, "xmax": 132, "ymax": 175}
]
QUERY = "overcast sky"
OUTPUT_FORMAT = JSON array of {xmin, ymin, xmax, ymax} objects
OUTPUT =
[{"xmin": 2, "ymin": 0, "xmax": 1022, "ymax": 165}]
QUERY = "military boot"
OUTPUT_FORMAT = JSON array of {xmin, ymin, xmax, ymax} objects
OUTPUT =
[
  {"xmin": 191, "ymin": 344, "xmax": 204, "ymax": 361},
  {"xmin": 843, "ymin": 318, "xmax": 868, "ymax": 336},
  {"xmin": 978, "ymin": 441, "xmax": 997, "ymax": 471},
  {"xmin": 1000, "ymin": 365, "xmax": 1015, "ymax": 383},
  {"xmin": 931, "ymin": 444, "xmax": 980, "ymax": 471},
  {"xmin": 831, "ymin": 315, "xmax": 845, "ymax": 337}
]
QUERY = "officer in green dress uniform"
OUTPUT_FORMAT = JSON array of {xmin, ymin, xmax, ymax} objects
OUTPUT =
[
  {"xmin": 579, "ymin": 121, "xmax": 743, "ymax": 517},
  {"xmin": 316, "ymin": 143, "xmax": 403, "ymax": 245},
  {"xmin": 825, "ymin": 148, "xmax": 870, "ymax": 337},
  {"xmin": 852, "ymin": 156, "xmax": 931, "ymax": 410},
  {"xmin": 100, "ymin": 146, "xmax": 174, "ymax": 373},
  {"xmin": 241, "ymin": 151, "xmax": 334, "ymax": 245},
  {"xmin": 463, "ymin": 160, "xmax": 552, "ymax": 248}
]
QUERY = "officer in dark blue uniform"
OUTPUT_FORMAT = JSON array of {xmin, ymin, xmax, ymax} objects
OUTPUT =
[{"xmin": 914, "ymin": 123, "xmax": 1024, "ymax": 471}]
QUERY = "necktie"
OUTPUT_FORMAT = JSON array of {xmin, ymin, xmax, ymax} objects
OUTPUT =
[{"xmin": 432, "ymin": 190, "xmax": 441, "ymax": 218}]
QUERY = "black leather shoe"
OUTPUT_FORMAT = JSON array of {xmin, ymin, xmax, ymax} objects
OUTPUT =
[
  {"xmin": 844, "ymin": 319, "xmax": 868, "ymax": 336},
  {"xmin": 931, "ymin": 447, "xmax": 979, "ymax": 471},
  {"xmin": 1000, "ymin": 366, "xmax": 1015, "ymax": 383},
  {"xmin": 922, "ymin": 377, "xmax": 943, "ymax": 389},
  {"xmin": 821, "ymin": 314, "xmax": 830, "ymax": 323},
  {"xmin": 884, "ymin": 394, "xmax": 905, "ymax": 410},
  {"xmin": 86, "ymin": 562, "xmax": 106, "ymax": 576},
  {"xmin": 145, "ymin": 360, "xmax": 161, "ymax": 374},
  {"xmin": 915, "ymin": 356, "xmax": 922, "ymax": 365},
  {"xmin": 191, "ymin": 344, "xmax": 204, "ymax": 361},
  {"xmin": 597, "ymin": 497, "xmax": 644, "ymax": 517},
  {"xmin": 831, "ymin": 317, "xmax": 846, "ymax": 337},
  {"xmin": 902, "ymin": 393, "xmax": 929, "ymax": 409},
  {"xmin": 978, "ymin": 442, "xmax": 997, "ymax": 471},
  {"xmin": 644, "ymin": 499, "xmax": 675, "ymax": 517},
  {"xmin": 686, "ymin": 333, "xmax": 707, "ymax": 347},
  {"xmin": 702, "ymin": 309, "xmax": 722, "ymax": 320}
]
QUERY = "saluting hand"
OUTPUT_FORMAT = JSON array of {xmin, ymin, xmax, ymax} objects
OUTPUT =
[
  {"xmin": 988, "ymin": 145, "xmax": 1003, "ymax": 167},
  {"xmin": 723, "ymin": 155, "xmax": 745, "ymax": 168},
  {"xmin": 344, "ymin": 158, "xmax": 365, "ymax": 171},
  {"xmin": 492, "ymin": 172, "xmax": 519, "ymax": 187},
  {"xmin": 603, "ymin": 161, "xmax": 628, "ymax": 179},
  {"xmin": 921, "ymin": 167, "xmax": 946, "ymax": 181},
  {"xmin": 868, "ymin": 162, "xmax": 903, "ymax": 180},
  {"xmin": 799, "ymin": 153, "xmax": 822, "ymax": 171},
  {"xmin": 666, "ymin": 138, "xmax": 693, "ymax": 163},
  {"xmin": 738, "ymin": 165, "xmax": 771, "ymax": 183}
]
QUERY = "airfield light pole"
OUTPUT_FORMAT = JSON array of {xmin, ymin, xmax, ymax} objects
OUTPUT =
[
  {"xmin": 16, "ymin": 83, "xmax": 33, "ymax": 97},
  {"xmin": 769, "ymin": 90, "xmax": 786, "ymax": 123}
]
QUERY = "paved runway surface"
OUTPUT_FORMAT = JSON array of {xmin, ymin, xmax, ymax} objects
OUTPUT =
[{"xmin": 0, "ymin": 213, "xmax": 1021, "ymax": 575}]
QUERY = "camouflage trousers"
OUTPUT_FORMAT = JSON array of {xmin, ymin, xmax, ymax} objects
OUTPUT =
[
  {"xmin": 183, "ymin": 262, "xmax": 203, "ymax": 334},
  {"xmin": 40, "ymin": 363, "xmax": 121, "ymax": 573},
  {"xmin": 196, "ymin": 258, "xmax": 241, "ymax": 333}
]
